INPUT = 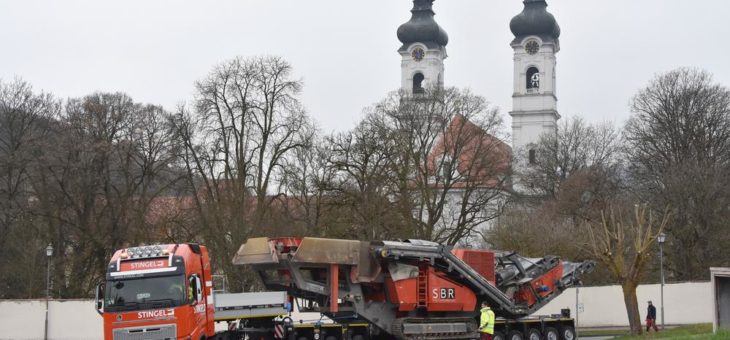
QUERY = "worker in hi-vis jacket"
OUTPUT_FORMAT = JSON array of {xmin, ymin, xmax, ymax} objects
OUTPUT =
[{"xmin": 479, "ymin": 301, "xmax": 495, "ymax": 340}]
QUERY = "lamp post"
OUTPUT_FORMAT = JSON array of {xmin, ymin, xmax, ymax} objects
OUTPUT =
[
  {"xmin": 45, "ymin": 243, "xmax": 53, "ymax": 340},
  {"xmin": 658, "ymin": 232, "xmax": 666, "ymax": 330}
]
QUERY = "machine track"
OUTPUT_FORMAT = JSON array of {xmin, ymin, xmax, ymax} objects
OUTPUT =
[{"xmin": 391, "ymin": 317, "xmax": 478, "ymax": 340}]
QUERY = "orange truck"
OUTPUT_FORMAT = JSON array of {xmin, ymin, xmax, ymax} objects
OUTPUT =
[
  {"xmin": 95, "ymin": 243, "xmax": 369, "ymax": 340},
  {"xmin": 95, "ymin": 244, "xmax": 216, "ymax": 340}
]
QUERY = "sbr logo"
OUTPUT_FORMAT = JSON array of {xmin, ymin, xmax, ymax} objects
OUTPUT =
[{"xmin": 432, "ymin": 288, "xmax": 456, "ymax": 300}]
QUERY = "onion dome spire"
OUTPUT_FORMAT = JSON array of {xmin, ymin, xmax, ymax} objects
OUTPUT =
[
  {"xmin": 510, "ymin": 0, "xmax": 561, "ymax": 43},
  {"xmin": 397, "ymin": 0, "xmax": 449, "ymax": 51}
]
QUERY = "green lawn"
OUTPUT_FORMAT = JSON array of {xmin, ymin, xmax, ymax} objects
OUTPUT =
[{"xmin": 608, "ymin": 324, "xmax": 730, "ymax": 339}]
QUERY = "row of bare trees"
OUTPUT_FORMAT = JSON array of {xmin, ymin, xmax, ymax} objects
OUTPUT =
[
  {"xmin": 2, "ymin": 57, "xmax": 728, "ymax": 319},
  {"xmin": 0, "ymin": 56, "xmax": 508, "ymax": 297},
  {"xmin": 0, "ymin": 81, "xmax": 184, "ymax": 298}
]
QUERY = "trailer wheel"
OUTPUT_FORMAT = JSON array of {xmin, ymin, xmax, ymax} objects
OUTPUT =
[
  {"xmin": 544, "ymin": 327, "xmax": 559, "ymax": 340},
  {"xmin": 525, "ymin": 328, "xmax": 540, "ymax": 340},
  {"xmin": 492, "ymin": 331, "xmax": 506, "ymax": 340},
  {"xmin": 507, "ymin": 330, "xmax": 524, "ymax": 340},
  {"xmin": 559, "ymin": 326, "xmax": 575, "ymax": 340}
]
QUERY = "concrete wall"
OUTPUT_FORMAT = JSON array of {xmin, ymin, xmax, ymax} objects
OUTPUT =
[
  {"xmin": 534, "ymin": 282, "xmax": 712, "ymax": 327},
  {"xmin": 0, "ymin": 282, "xmax": 713, "ymax": 339},
  {"xmin": 0, "ymin": 300, "xmax": 101, "ymax": 340}
]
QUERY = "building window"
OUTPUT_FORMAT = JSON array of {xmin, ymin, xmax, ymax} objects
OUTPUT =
[
  {"xmin": 413, "ymin": 73, "xmax": 425, "ymax": 94},
  {"xmin": 528, "ymin": 149, "xmax": 536, "ymax": 164},
  {"xmin": 526, "ymin": 67, "xmax": 540, "ymax": 90}
]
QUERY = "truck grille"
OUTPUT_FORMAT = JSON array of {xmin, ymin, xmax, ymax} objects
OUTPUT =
[{"xmin": 112, "ymin": 324, "xmax": 176, "ymax": 340}]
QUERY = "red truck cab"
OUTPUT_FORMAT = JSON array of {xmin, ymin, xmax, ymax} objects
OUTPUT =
[{"xmin": 96, "ymin": 243, "xmax": 214, "ymax": 340}]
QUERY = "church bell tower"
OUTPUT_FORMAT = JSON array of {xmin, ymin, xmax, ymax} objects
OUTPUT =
[
  {"xmin": 509, "ymin": 0, "xmax": 561, "ymax": 189},
  {"xmin": 397, "ymin": 0, "xmax": 448, "ymax": 94}
]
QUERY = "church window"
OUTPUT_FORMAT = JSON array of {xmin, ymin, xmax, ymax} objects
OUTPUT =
[
  {"xmin": 528, "ymin": 149, "xmax": 536, "ymax": 164},
  {"xmin": 413, "ymin": 73, "xmax": 425, "ymax": 93},
  {"xmin": 526, "ymin": 67, "xmax": 540, "ymax": 90}
]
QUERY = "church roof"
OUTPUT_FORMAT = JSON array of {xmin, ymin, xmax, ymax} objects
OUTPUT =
[
  {"xmin": 428, "ymin": 114, "xmax": 512, "ymax": 190},
  {"xmin": 397, "ymin": 0, "xmax": 449, "ymax": 51},
  {"xmin": 509, "ymin": 0, "xmax": 561, "ymax": 43}
]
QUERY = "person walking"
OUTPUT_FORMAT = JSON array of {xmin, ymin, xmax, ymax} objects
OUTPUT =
[
  {"xmin": 479, "ymin": 301, "xmax": 495, "ymax": 340},
  {"xmin": 646, "ymin": 300, "xmax": 659, "ymax": 332}
]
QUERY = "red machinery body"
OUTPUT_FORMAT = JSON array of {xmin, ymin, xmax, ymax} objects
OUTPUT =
[
  {"xmin": 384, "ymin": 267, "xmax": 477, "ymax": 312},
  {"xmin": 97, "ymin": 244, "xmax": 215, "ymax": 340},
  {"xmin": 382, "ymin": 249, "xmax": 495, "ymax": 313},
  {"xmin": 233, "ymin": 237, "xmax": 594, "ymax": 340}
]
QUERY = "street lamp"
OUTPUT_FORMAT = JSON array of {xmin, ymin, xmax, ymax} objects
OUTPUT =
[
  {"xmin": 45, "ymin": 243, "xmax": 53, "ymax": 340},
  {"xmin": 658, "ymin": 232, "xmax": 666, "ymax": 330}
]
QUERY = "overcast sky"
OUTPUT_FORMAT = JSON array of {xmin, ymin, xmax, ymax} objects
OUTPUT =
[{"xmin": 2, "ymin": 0, "xmax": 730, "ymax": 138}]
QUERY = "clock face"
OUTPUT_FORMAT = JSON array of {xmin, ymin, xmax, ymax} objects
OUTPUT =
[
  {"xmin": 525, "ymin": 41, "xmax": 540, "ymax": 55},
  {"xmin": 411, "ymin": 47, "xmax": 425, "ymax": 62}
]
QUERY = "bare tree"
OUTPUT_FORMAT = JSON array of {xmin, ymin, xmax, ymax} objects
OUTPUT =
[
  {"xmin": 325, "ymin": 115, "xmax": 405, "ymax": 240},
  {"xmin": 27, "ymin": 92, "xmax": 181, "ymax": 297},
  {"xmin": 278, "ymin": 135, "xmax": 337, "ymax": 236},
  {"xmin": 371, "ymin": 87, "xmax": 510, "ymax": 245},
  {"xmin": 584, "ymin": 204, "xmax": 669, "ymax": 335},
  {"xmin": 625, "ymin": 67, "xmax": 730, "ymax": 280},
  {"xmin": 0, "ymin": 78, "xmax": 60, "ymax": 298},
  {"xmin": 172, "ymin": 56, "xmax": 313, "ymax": 291},
  {"xmin": 520, "ymin": 117, "xmax": 622, "ymax": 198}
]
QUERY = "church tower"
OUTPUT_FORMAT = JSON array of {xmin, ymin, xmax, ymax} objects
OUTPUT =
[
  {"xmin": 397, "ymin": 0, "xmax": 448, "ymax": 94},
  {"xmin": 509, "ymin": 0, "xmax": 561, "ymax": 169}
]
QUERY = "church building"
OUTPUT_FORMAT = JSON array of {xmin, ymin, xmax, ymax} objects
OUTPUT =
[{"xmin": 395, "ymin": 0, "xmax": 562, "ymax": 195}]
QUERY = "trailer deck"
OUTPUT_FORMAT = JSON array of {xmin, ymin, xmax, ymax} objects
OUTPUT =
[{"xmin": 213, "ymin": 291, "xmax": 288, "ymax": 321}]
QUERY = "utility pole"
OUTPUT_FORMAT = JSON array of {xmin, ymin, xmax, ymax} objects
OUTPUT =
[
  {"xmin": 575, "ymin": 286, "xmax": 580, "ymax": 338},
  {"xmin": 658, "ymin": 232, "xmax": 666, "ymax": 329},
  {"xmin": 45, "ymin": 243, "xmax": 53, "ymax": 340}
]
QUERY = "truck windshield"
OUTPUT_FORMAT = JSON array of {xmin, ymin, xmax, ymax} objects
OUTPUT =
[{"xmin": 105, "ymin": 275, "xmax": 186, "ymax": 312}]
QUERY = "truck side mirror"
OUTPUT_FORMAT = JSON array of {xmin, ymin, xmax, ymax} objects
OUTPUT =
[
  {"xmin": 195, "ymin": 276, "xmax": 203, "ymax": 302},
  {"xmin": 95, "ymin": 283, "xmax": 104, "ymax": 315}
]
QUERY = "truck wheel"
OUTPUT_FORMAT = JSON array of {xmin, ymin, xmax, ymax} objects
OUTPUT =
[
  {"xmin": 351, "ymin": 335, "xmax": 364, "ymax": 340},
  {"xmin": 559, "ymin": 326, "xmax": 575, "ymax": 340},
  {"xmin": 297, "ymin": 337, "xmax": 309, "ymax": 340},
  {"xmin": 544, "ymin": 327, "xmax": 559, "ymax": 340},
  {"xmin": 324, "ymin": 336, "xmax": 337, "ymax": 340},
  {"xmin": 492, "ymin": 331, "xmax": 506, "ymax": 340},
  {"xmin": 507, "ymin": 330, "xmax": 524, "ymax": 340},
  {"xmin": 525, "ymin": 328, "xmax": 540, "ymax": 340}
]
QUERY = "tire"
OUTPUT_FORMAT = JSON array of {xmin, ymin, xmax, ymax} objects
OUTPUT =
[
  {"xmin": 493, "ymin": 331, "xmax": 506, "ymax": 340},
  {"xmin": 544, "ymin": 327, "xmax": 559, "ymax": 340},
  {"xmin": 351, "ymin": 335, "xmax": 365, "ymax": 340},
  {"xmin": 507, "ymin": 330, "xmax": 524, "ymax": 340},
  {"xmin": 297, "ymin": 337, "xmax": 309, "ymax": 340},
  {"xmin": 560, "ymin": 326, "xmax": 576, "ymax": 340},
  {"xmin": 324, "ymin": 336, "xmax": 337, "ymax": 340},
  {"xmin": 525, "ymin": 328, "xmax": 541, "ymax": 340}
]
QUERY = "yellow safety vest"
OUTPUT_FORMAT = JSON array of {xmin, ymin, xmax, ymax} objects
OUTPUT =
[{"xmin": 480, "ymin": 307, "xmax": 495, "ymax": 334}]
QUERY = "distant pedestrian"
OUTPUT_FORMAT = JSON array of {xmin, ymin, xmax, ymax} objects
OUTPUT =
[
  {"xmin": 646, "ymin": 300, "xmax": 659, "ymax": 332},
  {"xmin": 479, "ymin": 301, "xmax": 495, "ymax": 340}
]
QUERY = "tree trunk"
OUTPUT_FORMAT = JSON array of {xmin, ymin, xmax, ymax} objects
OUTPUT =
[{"xmin": 622, "ymin": 282, "xmax": 643, "ymax": 335}]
